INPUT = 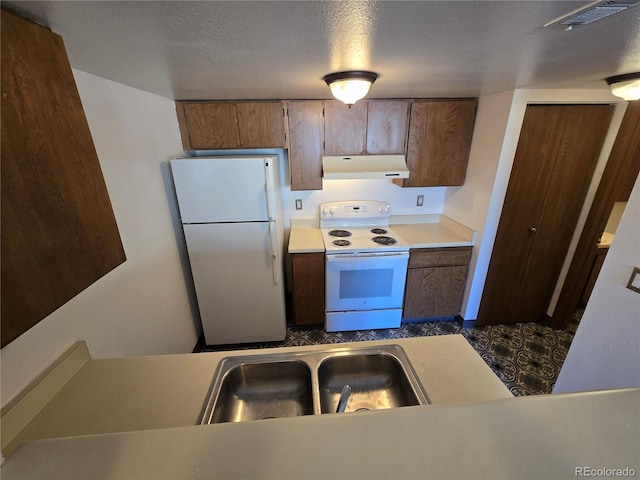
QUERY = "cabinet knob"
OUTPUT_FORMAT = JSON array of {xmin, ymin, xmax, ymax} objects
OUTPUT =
[{"xmin": 528, "ymin": 226, "xmax": 537, "ymax": 233}]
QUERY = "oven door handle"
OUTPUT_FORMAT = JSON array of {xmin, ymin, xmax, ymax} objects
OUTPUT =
[{"xmin": 327, "ymin": 252, "xmax": 410, "ymax": 261}]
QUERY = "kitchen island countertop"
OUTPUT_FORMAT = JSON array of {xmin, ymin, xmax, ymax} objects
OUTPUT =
[
  {"xmin": 3, "ymin": 336, "xmax": 638, "ymax": 479},
  {"xmin": 3, "ymin": 335, "xmax": 510, "ymax": 459},
  {"xmin": 3, "ymin": 384, "xmax": 638, "ymax": 479}
]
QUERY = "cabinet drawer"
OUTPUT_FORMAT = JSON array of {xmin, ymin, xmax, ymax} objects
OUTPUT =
[{"xmin": 408, "ymin": 247, "xmax": 472, "ymax": 268}]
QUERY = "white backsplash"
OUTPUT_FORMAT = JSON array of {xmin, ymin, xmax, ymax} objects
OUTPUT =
[
  {"xmin": 282, "ymin": 179, "xmax": 446, "ymax": 223},
  {"xmin": 276, "ymin": 150, "xmax": 446, "ymax": 225}
]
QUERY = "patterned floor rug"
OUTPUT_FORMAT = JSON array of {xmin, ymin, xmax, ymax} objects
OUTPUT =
[{"xmin": 196, "ymin": 311, "xmax": 582, "ymax": 397}]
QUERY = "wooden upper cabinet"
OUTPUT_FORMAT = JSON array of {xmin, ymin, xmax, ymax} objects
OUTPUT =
[
  {"xmin": 366, "ymin": 100, "xmax": 410, "ymax": 154},
  {"xmin": 324, "ymin": 99, "xmax": 410, "ymax": 156},
  {"xmin": 176, "ymin": 101, "xmax": 285, "ymax": 150},
  {"xmin": 177, "ymin": 102, "xmax": 238, "ymax": 149},
  {"xmin": 395, "ymin": 99, "xmax": 477, "ymax": 187},
  {"xmin": 323, "ymin": 100, "xmax": 368, "ymax": 155},
  {"xmin": 287, "ymin": 100, "xmax": 324, "ymax": 191},
  {"xmin": 236, "ymin": 101, "xmax": 286, "ymax": 148}
]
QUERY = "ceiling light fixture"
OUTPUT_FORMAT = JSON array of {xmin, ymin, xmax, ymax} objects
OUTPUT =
[
  {"xmin": 323, "ymin": 71, "xmax": 378, "ymax": 106},
  {"xmin": 606, "ymin": 72, "xmax": 640, "ymax": 101}
]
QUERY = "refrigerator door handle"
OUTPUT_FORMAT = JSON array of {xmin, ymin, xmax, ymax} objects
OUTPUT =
[
  {"xmin": 264, "ymin": 160, "xmax": 276, "ymax": 222},
  {"xmin": 268, "ymin": 220, "xmax": 279, "ymax": 285},
  {"xmin": 264, "ymin": 160, "xmax": 280, "ymax": 285}
]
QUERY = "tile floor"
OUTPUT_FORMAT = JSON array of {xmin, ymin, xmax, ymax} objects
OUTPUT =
[{"xmin": 196, "ymin": 311, "xmax": 582, "ymax": 396}]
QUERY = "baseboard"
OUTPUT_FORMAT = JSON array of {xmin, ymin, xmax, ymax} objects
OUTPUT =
[{"xmin": 459, "ymin": 316, "xmax": 477, "ymax": 329}]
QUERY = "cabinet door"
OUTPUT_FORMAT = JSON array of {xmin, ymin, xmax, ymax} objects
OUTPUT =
[
  {"xmin": 366, "ymin": 100, "xmax": 409, "ymax": 154},
  {"xmin": 397, "ymin": 99, "xmax": 477, "ymax": 187},
  {"xmin": 323, "ymin": 100, "xmax": 367, "ymax": 155},
  {"xmin": 291, "ymin": 253, "xmax": 325, "ymax": 325},
  {"xmin": 1, "ymin": 9, "xmax": 125, "ymax": 347},
  {"xmin": 287, "ymin": 101, "xmax": 324, "ymax": 190},
  {"xmin": 408, "ymin": 247, "xmax": 472, "ymax": 268},
  {"xmin": 176, "ymin": 101, "xmax": 239, "ymax": 150},
  {"xmin": 236, "ymin": 101, "xmax": 285, "ymax": 148},
  {"xmin": 403, "ymin": 265, "xmax": 469, "ymax": 319}
]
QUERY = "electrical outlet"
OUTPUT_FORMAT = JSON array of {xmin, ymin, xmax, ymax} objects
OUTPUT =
[
  {"xmin": 417, "ymin": 195, "xmax": 424, "ymax": 207},
  {"xmin": 295, "ymin": 199, "xmax": 303, "ymax": 210}
]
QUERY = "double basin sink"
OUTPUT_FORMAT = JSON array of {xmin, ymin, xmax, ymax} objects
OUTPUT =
[{"xmin": 199, "ymin": 344, "xmax": 429, "ymax": 424}]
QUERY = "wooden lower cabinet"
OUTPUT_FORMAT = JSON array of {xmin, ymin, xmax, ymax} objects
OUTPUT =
[
  {"xmin": 290, "ymin": 253, "xmax": 325, "ymax": 326},
  {"xmin": 403, "ymin": 247, "xmax": 472, "ymax": 319}
]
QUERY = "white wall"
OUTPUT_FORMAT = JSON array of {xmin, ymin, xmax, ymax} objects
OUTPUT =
[
  {"xmin": 443, "ymin": 90, "xmax": 515, "ymax": 320},
  {"xmin": 553, "ymin": 175, "xmax": 640, "ymax": 393},
  {"xmin": 447, "ymin": 88, "xmax": 626, "ymax": 321},
  {"xmin": 281, "ymin": 172, "xmax": 446, "ymax": 220},
  {"xmin": 0, "ymin": 71, "xmax": 198, "ymax": 408}
]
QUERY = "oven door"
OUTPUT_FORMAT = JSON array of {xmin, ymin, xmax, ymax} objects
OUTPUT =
[{"xmin": 325, "ymin": 251, "xmax": 409, "ymax": 312}]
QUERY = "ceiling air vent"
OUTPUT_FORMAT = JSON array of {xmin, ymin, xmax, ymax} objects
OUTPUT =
[{"xmin": 544, "ymin": 0, "xmax": 640, "ymax": 29}]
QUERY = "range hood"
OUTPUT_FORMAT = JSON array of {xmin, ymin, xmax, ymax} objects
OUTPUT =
[{"xmin": 322, "ymin": 155, "xmax": 410, "ymax": 180}]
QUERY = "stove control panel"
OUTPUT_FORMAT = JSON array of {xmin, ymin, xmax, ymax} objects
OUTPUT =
[
  {"xmin": 319, "ymin": 200, "xmax": 392, "ymax": 225},
  {"xmin": 321, "ymin": 206, "xmax": 336, "ymax": 216},
  {"xmin": 344, "ymin": 205, "xmax": 367, "ymax": 214}
]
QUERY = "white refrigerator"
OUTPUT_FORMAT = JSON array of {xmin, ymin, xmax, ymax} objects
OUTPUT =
[{"xmin": 170, "ymin": 155, "xmax": 286, "ymax": 345}]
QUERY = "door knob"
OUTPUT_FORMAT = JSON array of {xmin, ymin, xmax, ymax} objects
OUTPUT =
[{"xmin": 528, "ymin": 226, "xmax": 537, "ymax": 233}]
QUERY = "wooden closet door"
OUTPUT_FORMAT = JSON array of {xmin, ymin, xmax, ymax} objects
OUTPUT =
[{"xmin": 477, "ymin": 104, "xmax": 614, "ymax": 326}]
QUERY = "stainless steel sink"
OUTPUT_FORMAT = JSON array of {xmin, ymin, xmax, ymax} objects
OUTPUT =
[
  {"xmin": 317, "ymin": 352, "xmax": 423, "ymax": 413},
  {"xmin": 204, "ymin": 360, "xmax": 314, "ymax": 424},
  {"xmin": 199, "ymin": 345, "xmax": 429, "ymax": 425}
]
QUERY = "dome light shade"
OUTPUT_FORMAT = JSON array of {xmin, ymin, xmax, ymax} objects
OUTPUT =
[
  {"xmin": 606, "ymin": 73, "xmax": 640, "ymax": 101},
  {"xmin": 323, "ymin": 71, "xmax": 378, "ymax": 106}
]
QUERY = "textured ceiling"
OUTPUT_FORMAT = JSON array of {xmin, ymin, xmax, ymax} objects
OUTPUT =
[{"xmin": 4, "ymin": 1, "xmax": 640, "ymax": 100}]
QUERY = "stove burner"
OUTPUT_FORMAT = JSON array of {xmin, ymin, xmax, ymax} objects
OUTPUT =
[
  {"xmin": 332, "ymin": 239, "xmax": 352, "ymax": 247},
  {"xmin": 328, "ymin": 229, "xmax": 352, "ymax": 238},
  {"xmin": 370, "ymin": 228, "xmax": 388, "ymax": 235},
  {"xmin": 372, "ymin": 236, "xmax": 397, "ymax": 246}
]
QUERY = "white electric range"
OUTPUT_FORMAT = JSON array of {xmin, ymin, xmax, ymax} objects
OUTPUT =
[{"xmin": 319, "ymin": 200, "xmax": 410, "ymax": 332}]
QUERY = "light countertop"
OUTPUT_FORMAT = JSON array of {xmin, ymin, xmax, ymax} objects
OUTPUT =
[
  {"xmin": 287, "ymin": 222, "xmax": 324, "ymax": 253},
  {"xmin": 3, "ymin": 387, "xmax": 638, "ymax": 479},
  {"xmin": 3, "ymin": 336, "xmax": 637, "ymax": 479},
  {"xmin": 4, "ymin": 335, "xmax": 510, "ymax": 457},
  {"xmin": 599, "ymin": 231, "xmax": 614, "ymax": 248},
  {"xmin": 288, "ymin": 214, "xmax": 476, "ymax": 253}
]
